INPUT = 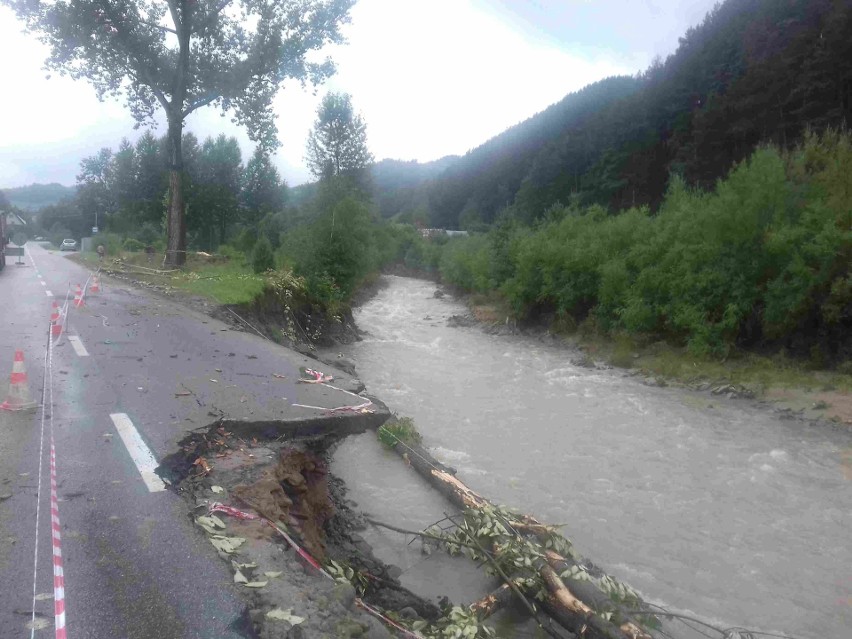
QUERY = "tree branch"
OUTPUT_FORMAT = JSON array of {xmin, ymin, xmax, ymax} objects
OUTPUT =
[
  {"xmin": 365, "ymin": 517, "xmax": 480, "ymax": 552},
  {"xmin": 192, "ymin": 0, "xmax": 234, "ymax": 36},
  {"xmin": 166, "ymin": 0, "xmax": 182, "ymax": 33},
  {"xmin": 182, "ymin": 92, "xmax": 220, "ymax": 118},
  {"xmin": 138, "ymin": 19, "xmax": 177, "ymax": 35},
  {"xmin": 95, "ymin": 0, "xmax": 171, "ymax": 111},
  {"xmin": 445, "ymin": 513, "xmax": 568, "ymax": 639}
]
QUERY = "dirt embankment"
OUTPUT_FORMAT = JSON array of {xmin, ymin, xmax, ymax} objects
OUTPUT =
[{"xmin": 159, "ymin": 421, "xmax": 441, "ymax": 638}]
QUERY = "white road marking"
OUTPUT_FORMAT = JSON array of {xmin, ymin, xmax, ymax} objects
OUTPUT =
[
  {"xmin": 46, "ymin": 290, "xmax": 53, "ymax": 297},
  {"xmin": 67, "ymin": 335, "xmax": 90, "ymax": 357},
  {"xmin": 109, "ymin": 413, "xmax": 167, "ymax": 492},
  {"xmin": 40, "ymin": 281, "xmax": 47, "ymax": 287}
]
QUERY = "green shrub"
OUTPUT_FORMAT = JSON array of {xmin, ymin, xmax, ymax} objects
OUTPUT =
[
  {"xmin": 123, "ymin": 237, "xmax": 145, "ymax": 252},
  {"xmin": 217, "ymin": 244, "xmax": 245, "ymax": 264},
  {"xmin": 251, "ymin": 236, "xmax": 275, "ymax": 274},
  {"xmin": 434, "ymin": 130, "xmax": 852, "ymax": 362}
]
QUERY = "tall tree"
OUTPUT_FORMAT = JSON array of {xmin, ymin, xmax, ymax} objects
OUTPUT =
[
  {"xmin": 4, "ymin": 0, "xmax": 354, "ymax": 265},
  {"xmin": 193, "ymin": 134, "xmax": 242, "ymax": 247},
  {"xmin": 76, "ymin": 147, "xmax": 115, "ymax": 232},
  {"xmin": 241, "ymin": 147, "xmax": 286, "ymax": 225},
  {"xmin": 305, "ymin": 92, "xmax": 373, "ymax": 184}
]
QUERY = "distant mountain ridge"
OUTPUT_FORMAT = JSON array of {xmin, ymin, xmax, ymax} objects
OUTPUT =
[
  {"xmin": 288, "ymin": 154, "xmax": 460, "ymax": 213},
  {"xmin": 2, "ymin": 183, "xmax": 76, "ymax": 210},
  {"xmin": 374, "ymin": 0, "xmax": 852, "ymax": 229}
]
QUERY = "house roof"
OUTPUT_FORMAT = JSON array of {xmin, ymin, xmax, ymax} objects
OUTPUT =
[{"xmin": 4, "ymin": 212, "xmax": 27, "ymax": 226}]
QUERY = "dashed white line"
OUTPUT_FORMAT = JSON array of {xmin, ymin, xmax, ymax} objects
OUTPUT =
[
  {"xmin": 40, "ymin": 281, "xmax": 47, "ymax": 287},
  {"xmin": 109, "ymin": 413, "xmax": 167, "ymax": 492},
  {"xmin": 67, "ymin": 335, "xmax": 89, "ymax": 357},
  {"xmin": 46, "ymin": 290, "xmax": 53, "ymax": 297}
]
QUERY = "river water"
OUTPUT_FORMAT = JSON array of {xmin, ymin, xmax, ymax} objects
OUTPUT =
[{"xmin": 331, "ymin": 276, "xmax": 851, "ymax": 639}]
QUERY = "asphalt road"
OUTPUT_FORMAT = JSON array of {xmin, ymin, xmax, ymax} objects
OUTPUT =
[{"xmin": 0, "ymin": 244, "xmax": 366, "ymax": 638}]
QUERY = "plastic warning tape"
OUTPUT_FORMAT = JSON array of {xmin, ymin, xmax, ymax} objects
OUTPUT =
[{"xmin": 49, "ymin": 438, "xmax": 67, "ymax": 639}]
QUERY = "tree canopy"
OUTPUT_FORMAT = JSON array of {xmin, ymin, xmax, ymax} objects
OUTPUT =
[
  {"xmin": 305, "ymin": 92, "xmax": 373, "ymax": 182},
  {"xmin": 3, "ymin": 0, "xmax": 354, "ymax": 263}
]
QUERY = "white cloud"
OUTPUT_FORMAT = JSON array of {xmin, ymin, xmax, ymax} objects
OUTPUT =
[{"xmin": 0, "ymin": 1, "xmax": 647, "ymax": 188}]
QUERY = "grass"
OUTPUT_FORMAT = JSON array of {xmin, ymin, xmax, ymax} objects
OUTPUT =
[
  {"xmin": 171, "ymin": 263, "xmax": 265, "ymax": 305},
  {"xmin": 74, "ymin": 250, "xmax": 266, "ymax": 306},
  {"xmin": 579, "ymin": 331, "xmax": 852, "ymax": 394}
]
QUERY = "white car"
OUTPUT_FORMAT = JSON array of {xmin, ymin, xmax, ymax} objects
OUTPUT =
[{"xmin": 60, "ymin": 239, "xmax": 77, "ymax": 251}]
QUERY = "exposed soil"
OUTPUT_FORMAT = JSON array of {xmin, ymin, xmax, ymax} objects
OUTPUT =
[{"xmin": 158, "ymin": 421, "xmax": 442, "ymax": 639}]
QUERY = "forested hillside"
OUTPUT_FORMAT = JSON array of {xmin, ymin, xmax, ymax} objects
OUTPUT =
[
  {"xmin": 380, "ymin": 0, "xmax": 852, "ymax": 228},
  {"xmin": 2, "ymin": 183, "xmax": 76, "ymax": 210}
]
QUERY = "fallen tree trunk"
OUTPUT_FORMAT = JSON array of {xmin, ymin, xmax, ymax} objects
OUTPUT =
[
  {"xmin": 469, "ymin": 583, "xmax": 516, "ymax": 620},
  {"xmin": 544, "ymin": 551, "xmax": 651, "ymax": 639},
  {"xmin": 384, "ymin": 439, "xmax": 652, "ymax": 639}
]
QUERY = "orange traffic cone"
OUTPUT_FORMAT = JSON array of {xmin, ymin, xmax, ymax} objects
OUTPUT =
[
  {"xmin": 73, "ymin": 284, "xmax": 84, "ymax": 308},
  {"xmin": 50, "ymin": 301, "xmax": 63, "ymax": 338},
  {"xmin": 90, "ymin": 274, "xmax": 100, "ymax": 293},
  {"xmin": 0, "ymin": 350, "xmax": 37, "ymax": 411}
]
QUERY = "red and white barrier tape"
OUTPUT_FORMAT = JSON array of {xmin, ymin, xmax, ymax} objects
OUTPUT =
[
  {"xmin": 209, "ymin": 503, "xmax": 424, "ymax": 639},
  {"xmin": 32, "ymin": 314, "xmax": 68, "ymax": 638},
  {"xmin": 50, "ymin": 437, "xmax": 67, "ymax": 639},
  {"xmin": 291, "ymin": 381, "xmax": 374, "ymax": 414}
]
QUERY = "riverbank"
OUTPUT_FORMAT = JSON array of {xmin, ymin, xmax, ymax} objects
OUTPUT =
[{"xmin": 446, "ymin": 287, "xmax": 852, "ymax": 428}]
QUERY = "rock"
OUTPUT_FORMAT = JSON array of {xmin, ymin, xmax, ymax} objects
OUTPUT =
[
  {"xmin": 332, "ymin": 582, "xmax": 357, "ymax": 610},
  {"xmin": 398, "ymin": 607, "xmax": 419, "ymax": 621},
  {"xmin": 446, "ymin": 314, "xmax": 476, "ymax": 328},
  {"xmin": 285, "ymin": 626, "xmax": 304, "ymax": 639},
  {"xmin": 362, "ymin": 617, "xmax": 393, "ymax": 639},
  {"xmin": 334, "ymin": 619, "xmax": 367, "ymax": 637},
  {"xmin": 335, "ymin": 358, "xmax": 357, "ymax": 376},
  {"xmin": 570, "ymin": 355, "xmax": 595, "ymax": 369},
  {"xmin": 386, "ymin": 564, "xmax": 403, "ymax": 579},
  {"xmin": 433, "ymin": 289, "xmax": 445, "ymax": 299}
]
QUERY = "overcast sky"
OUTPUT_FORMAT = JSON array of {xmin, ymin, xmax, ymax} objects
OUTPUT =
[{"xmin": 0, "ymin": 0, "xmax": 717, "ymax": 188}]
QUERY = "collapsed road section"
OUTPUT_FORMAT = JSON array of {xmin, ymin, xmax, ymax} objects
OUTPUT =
[{"xmin": 158, "ymin": 374, "xmax": 440, "ymax": 639}]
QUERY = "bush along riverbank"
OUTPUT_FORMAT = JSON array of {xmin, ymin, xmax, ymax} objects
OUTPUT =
[{"xmin": 436, "ymin": 130, "xmax": 852, "ymax": 367}]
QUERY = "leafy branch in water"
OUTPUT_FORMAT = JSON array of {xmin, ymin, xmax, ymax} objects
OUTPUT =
[{"xmin": 377, "ymin": 416, "xmax": 423, "ymax": 449}]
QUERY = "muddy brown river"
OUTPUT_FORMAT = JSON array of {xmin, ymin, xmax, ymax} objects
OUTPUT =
[{"xmin": 332, "ymin": 275, "xmax": 851, "ymax": 638}]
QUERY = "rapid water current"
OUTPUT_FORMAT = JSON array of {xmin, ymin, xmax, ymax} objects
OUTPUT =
[{"xmin": 331, "ymin": 276, "xmax": 851, "ymax": 639}]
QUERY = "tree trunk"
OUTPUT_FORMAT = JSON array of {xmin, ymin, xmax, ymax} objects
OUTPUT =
[
  {"xmin": 166, "ymin": 120, "xmax": 186, "ymax": 266},
  {"xmin": 165, "ymin": 1, "xmax": 191, "ymax": 267},
  {"xmin": 469, "ymin": 583, "xmax": 516, "ymax": 620}
]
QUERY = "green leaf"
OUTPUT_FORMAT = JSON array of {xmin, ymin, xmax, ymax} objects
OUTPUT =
[
  {"xmin": 244, "ymin": 580, "xmax": 268, "ymax": 588},
  {"xmin": 266, "ymin": 608, "xmax": 305, "ymax": 625},
  {"xmin": 210, "ymin": 536, "xmax": 246, "ymax": 554}
]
